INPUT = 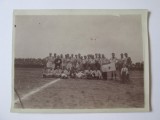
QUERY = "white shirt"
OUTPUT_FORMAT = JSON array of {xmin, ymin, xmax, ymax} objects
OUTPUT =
[
  {"xmin": 46, "ymin": 56, "xmax": 53, "ymax": 62},
  {"xmin": 121, "ymin": 67, "xmax": 128, "ymax": 74},
  {"xmin": 110, "ymin": 57, "xmax": 118, "ymax": 63},
  {"xmin": 82, "ymin": 59, "xmax": 87, "ymax": 64}
]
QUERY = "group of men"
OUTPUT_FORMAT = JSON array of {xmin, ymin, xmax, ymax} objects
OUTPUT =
[{"xmin": 43, "ymin": 53, "xmax": 132, "ymax": 83}]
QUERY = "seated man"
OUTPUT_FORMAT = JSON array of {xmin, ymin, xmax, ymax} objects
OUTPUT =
[
  {"xmin": 42, "ymin": 68, "xmax": 48, "ymax": 78},
  {"xmin": 43, "ymin": 68, "xmax": 54, "ymax": 78},
  {"xmin": 94, "ymin": 69, "xmax": 103, "ymax": 79},
  {"xmin": 70, "ymin": 67, "xmax": 76, "ymax": 78},
  {"xmin": 84, "ymin": 69, "xmax": 89, "ymax": 74},
  {"xmin": 54, "ymin": 66, "xmax": 62, "ymax": 78},
  {"xmin": 76, "ymin": 71, "xmax": 85, "ymax": 79},
  {"xmin": 86, "ymin": 68, "xmax": 94, "ymax": 79},
  {"xmin": 61, "ymin": 68, "xmax": 70, "ymax": 79},
  {"xmin": 61, "ymin": 72, "xmax": 68, "ymax": 79},
  {"xmin": 90, "ymin": 69, "xmax": 95, "ymax": 78}
]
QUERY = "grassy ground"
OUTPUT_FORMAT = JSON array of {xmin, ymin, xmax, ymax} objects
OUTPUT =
[{"xmin": 14, "ymin": 68, "xmax": 144, "ymax": 109}]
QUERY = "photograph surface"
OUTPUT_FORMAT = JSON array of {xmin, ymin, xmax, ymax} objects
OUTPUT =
[{"xmin": 12, "ymin": 10, "xmax": 149, "ymax": 112}]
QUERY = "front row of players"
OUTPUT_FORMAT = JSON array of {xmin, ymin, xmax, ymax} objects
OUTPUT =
[
  {"xmin": 43, "ymin": 53, "xmax": 131, "ymax": 83},
  {"xmin": 43, "ymin": 66, "xmax": 103, "ymax": 80}
]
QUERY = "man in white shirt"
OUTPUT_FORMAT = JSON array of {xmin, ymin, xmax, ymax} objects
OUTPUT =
[
  {"xmin": 45, "ymin": 53, "xmax": 53, "ymax": 69},
  {"xmin": 94, "ymin": 69, "xmax": 102, "ymax": 79},
  {"xmin": 54, "ymin": 66, "xmax": 62, "ymax": 78},
  {"xmin": 110, "ymin": 53, "xmax": 118, "ymax": 80},
  {"xmin": 76, "ymin": 71, "xmax": 85, "ymax": 79},
  {"xmin": 61, "ymin": 68, "xmax": 70, "ymax": 79}
]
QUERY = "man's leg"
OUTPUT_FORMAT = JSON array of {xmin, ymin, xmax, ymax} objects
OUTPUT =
[
  {"xmin": 102, "ymin": 72, "xmax": 105, "ymax": 80},
  {"xmin": 102, "ymin": 72, "xmax": 107, "ymax": 80},
  {"xmin": 105, "ymin": 72, "xmax": 107, "ymax": 80},
  {"xmin": 119, "ymin": 67, "xmax": 122, "ymax": 80},
  {"xmin": 111, "ymin": 72, "xmax": 113, "ymax": 80},
  {"xmin": 114, "ymin": 71, "xmax": 117, "ymax": 80},
  {"xmin": 127, "ymin": 73, "xmax": 130, "ymax": 83}
]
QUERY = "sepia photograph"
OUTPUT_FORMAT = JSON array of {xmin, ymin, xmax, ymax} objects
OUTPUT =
[{"xmin": 12, "ymin": 10, "xmax": 150, "ymax": 112}]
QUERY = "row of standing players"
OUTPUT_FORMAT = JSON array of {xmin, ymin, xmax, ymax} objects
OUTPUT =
[{"xmin": 43, "ymin": 53, "xmax": 132, "ymax": 83}]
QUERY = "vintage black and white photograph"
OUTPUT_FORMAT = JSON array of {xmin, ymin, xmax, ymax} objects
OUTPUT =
[{"xmin": 12, "ymin": 10, "xmax": 149, "ymax": 112}]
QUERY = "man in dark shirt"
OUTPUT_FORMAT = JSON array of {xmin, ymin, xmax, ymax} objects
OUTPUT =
[
  {"xmin": 95, "ymin": 60, "xmax": 101, "ymax": 70},
  {"xmin": 124, "ymin": 53, "xmax": 132, "ymax": 69},
  {"xmin": 54, "ymin": 55, "xmax": 62, "ymax": 69}
]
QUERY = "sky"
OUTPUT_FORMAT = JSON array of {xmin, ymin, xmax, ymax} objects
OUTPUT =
[{"xmin": 14, "ymin": 15, "xmax": 143, "ymax": 63}]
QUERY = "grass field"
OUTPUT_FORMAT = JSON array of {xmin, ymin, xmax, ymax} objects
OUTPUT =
[{"xmin": 14, "ymin": 68, "xmax": 144, "ymax": 109}]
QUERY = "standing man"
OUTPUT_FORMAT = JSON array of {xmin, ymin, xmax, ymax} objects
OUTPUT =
[
  {"xmin": 118, "ymin": 53, "xmax": 125, "ymax": 79},
  {"xmin": 110, "ymin": 53, "xmax": 118, "ymax": 80},
  {"xmin": 54, "ymin": 53, "xmax": 57, "ymax": 58},
  {"xmin": 60, "ymin": 54, "xmax": 66, "ymax": 70},
  {"xmin": 82, "ymin": 56, "xmax": 87, "ymax": 70},
  {"xmin": 90, "ymin": 56, "xmax": 95, "ymax": 70},
  {"xmin": 71, "ymin": 54, "xmax": 76, "ymax": 69},
  {"xmin": 124, "ymin": 53, "xmax": 132, "ymax": 81},
  {"xmin": 124, "ymin": 53, "xmax": 132, "ymax": 70},
  {"xmin": 45, "ymin": 53, "xmax": 54, "ymax": 69},
  {"xmin": 54, "ymin": 55, "xmax": 62, "ymax": 69},
  {"xmin": 101, "ymin": 55, "xmax": 110, "ymax": 80}
]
